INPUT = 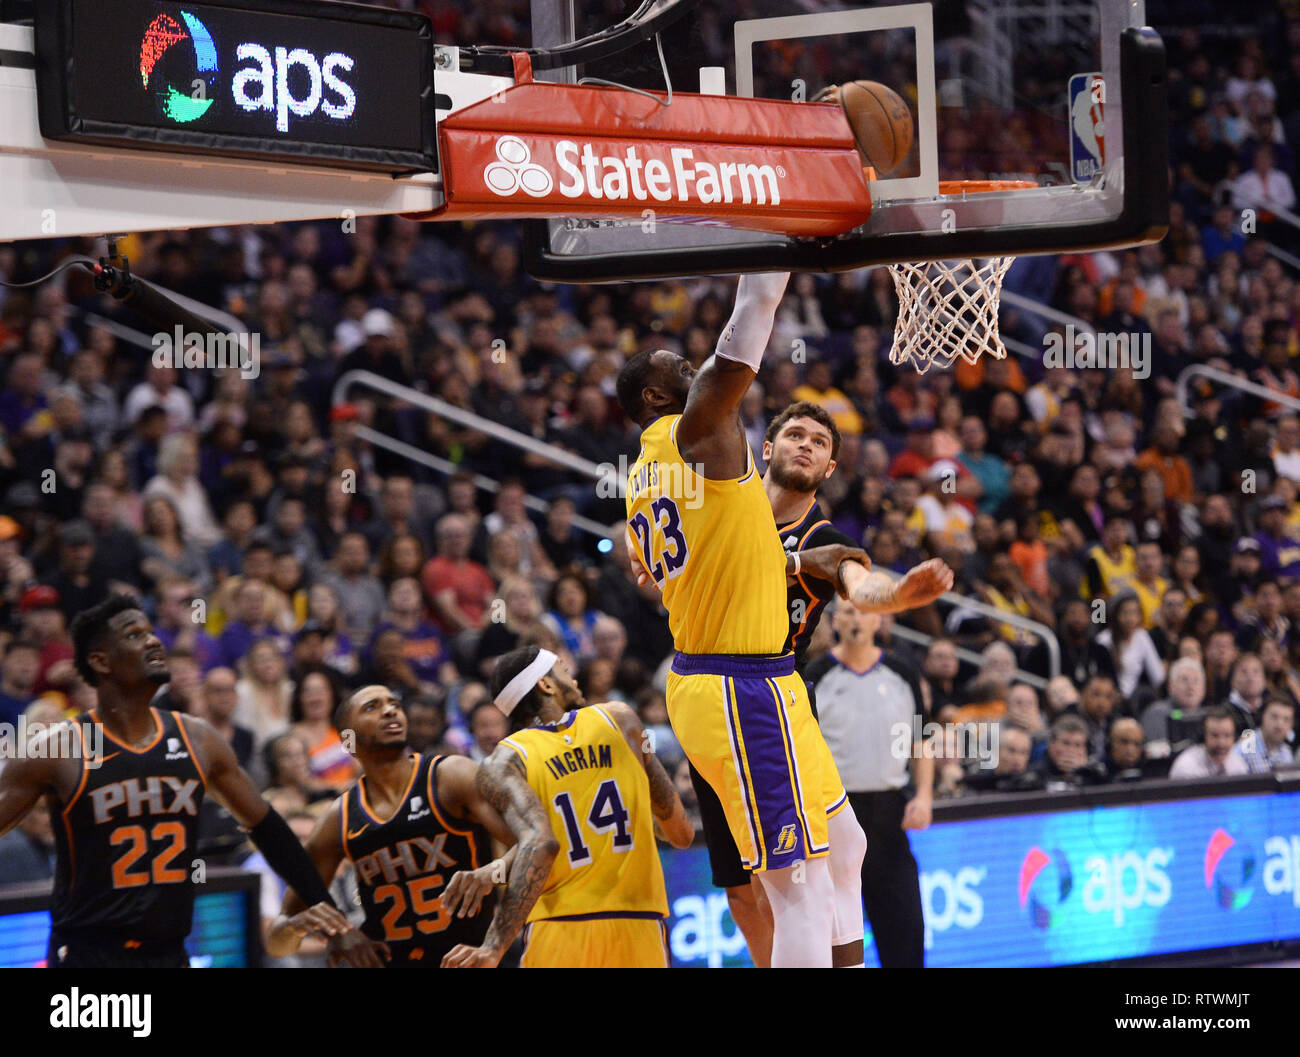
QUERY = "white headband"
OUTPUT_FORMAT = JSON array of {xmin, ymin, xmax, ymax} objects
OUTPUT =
[{"xmin": 494, "ymin": 649, "xmax": 558, "ymax": 716}]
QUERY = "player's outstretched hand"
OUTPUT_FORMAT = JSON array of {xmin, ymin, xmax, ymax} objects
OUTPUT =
[
  {"xmin": 441, "ymin": 943, "xmax": 504, "ymax": 969},
  {"xmin": 287, "ymin": 902, "xmax": 353, "ymax": 940},
  {"xmin": 801, "ymin": 544, "xmax": 871, "ymax": 596},
  {"xmin": 893, "ymin": 558, "xmax": 954, "ymax": 609},
  {"xmin": 327, "ymin": 931, "xmax": 391, "ymax": 968},
  {"xmin": 442, "ymin": 863, "xmax": 498, "ymax": 919}
]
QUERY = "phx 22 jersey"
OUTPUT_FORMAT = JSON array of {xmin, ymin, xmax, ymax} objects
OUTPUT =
[
  {"xmin": 52, "ymin": 708, "xmax": 206, "ymax": 944},
  {"xmin": 342, "ymin": 754, "xmax": 493, "ymax": 967}
]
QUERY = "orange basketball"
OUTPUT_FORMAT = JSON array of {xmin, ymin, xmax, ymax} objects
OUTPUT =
[{"xmin": 821, "ymin": 80, "xmax": 914, "ymax": 178}]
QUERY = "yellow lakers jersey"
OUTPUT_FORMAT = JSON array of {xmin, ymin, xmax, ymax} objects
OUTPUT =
[
  {"xmin": 500, "ymin": 706, "xmax": 668, "ymax": 922},
  {"xmin": 626, "ymin": 414, "xmax": 788, "ymax": 655}
]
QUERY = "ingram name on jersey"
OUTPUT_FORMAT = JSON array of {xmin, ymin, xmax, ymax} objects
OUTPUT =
[{"xmin": 500, "ymin": 706, "xmax": 667, "ymax": 922}]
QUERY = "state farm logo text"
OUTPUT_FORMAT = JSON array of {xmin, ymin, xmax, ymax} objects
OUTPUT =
[{"xmin": 483, "ymin": 137, "xmax": 784, "ymax": 206}]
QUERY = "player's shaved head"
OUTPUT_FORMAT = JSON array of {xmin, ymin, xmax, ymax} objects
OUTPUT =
[{"xmin": 616, "ymin": 349, "xmax": 693, "ymax": 425}]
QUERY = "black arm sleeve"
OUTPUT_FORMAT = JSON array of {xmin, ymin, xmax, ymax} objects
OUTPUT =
[{"xmin": 248, "ymin": 807, "xmax": 337, "ymax": 910}]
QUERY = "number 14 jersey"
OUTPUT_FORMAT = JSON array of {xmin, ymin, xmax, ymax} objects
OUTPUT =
[{"xmin": 500, "ymin": 707, "xmax": 667, "ymax": 922}]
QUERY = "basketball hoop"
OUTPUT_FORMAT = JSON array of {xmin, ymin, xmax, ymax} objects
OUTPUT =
[{"xmin": 887, "ymin": 180, "xmax": 1036, "ymax": 374}]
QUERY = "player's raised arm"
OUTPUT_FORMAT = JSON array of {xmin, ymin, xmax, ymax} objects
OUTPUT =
[
  {"xmin": 676, "ymin": 272, "xmax": 791, "ymax": 476},
  {"xmin": 839, "ymin": 559, "xmax": 955, "ymax": 613},
  {"xmin": 0, "ymin": 731, "xmax": 64, "ymax": 838},
  {"xmin": 431, "ymin": 753, "xmax": 521, "ymax": 920},
  {"xmin": 265, "ymin": 799, "xmax": 385, "ymax": 967},
  {"xmin": 602, "ymin": 702, "xmax": 694, "ymax": 849},
  {"xmin": 441, "ymin": 746, "xmax": 559, "ymax": 968},
  {"xmin": 185, "ymin": 715, "xmax": 371, "ymax": 961}
]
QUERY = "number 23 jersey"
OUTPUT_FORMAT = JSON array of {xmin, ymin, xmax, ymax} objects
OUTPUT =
[
  {"xmin": 500, "ymin": 706, "xmax": 668, "ymax": 922},
  {"xmin": 625, "ymin": 413, "xmax": 788, "ymax": 656}
]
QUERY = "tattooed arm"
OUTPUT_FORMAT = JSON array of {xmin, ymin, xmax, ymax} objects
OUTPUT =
[
  {"xmin": 602, "ymin": 701, "xmax": 694, "ymax": 849},
  {"xmin": 440, "ymin": 746, "xmax": 559, "ymax": 968},
  {"xmin": 841, "ymin": 559, "xmax": 954, "ymax": 613}
]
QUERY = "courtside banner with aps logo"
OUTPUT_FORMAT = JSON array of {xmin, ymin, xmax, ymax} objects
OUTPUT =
[
  {"xmin": 432, "ymin": 77, "xmax": 872, "ymax": 237},
  {"xmin": 659, "ymin": 788, "xmax": 1300, "ymax": 967}
]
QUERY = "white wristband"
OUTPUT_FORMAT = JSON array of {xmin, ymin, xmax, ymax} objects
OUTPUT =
[{"xmin": 790, "ymin": 550, "xmax": 801, "ymax": 576}]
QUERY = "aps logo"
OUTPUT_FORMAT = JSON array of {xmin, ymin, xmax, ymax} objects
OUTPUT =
[
  {"xmin": 1018, "ymin": 846, "xmax": 1072, "ymax": 929},
  {"xmin": 138, "ymin": 8, "xmax": 358, "ymax": 132},
  {"xmin": 1204, "ymin": 827, "xmax": 1256, "ymax": 910},
  {"xmin": 140, "ymin": 11, "xmax": 217, "ymax": 124}
]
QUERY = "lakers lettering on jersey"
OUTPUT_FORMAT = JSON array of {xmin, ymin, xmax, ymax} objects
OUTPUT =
[
  {"xmin": 342, "ymin": 754, "xmax": 492, "ymax": 966},
  {"xmin": 52, "ymin": 709, "xmax": 206, "ymax": 944},
  {"xmin": 500, "ymin": 706, "xmax": 667, "ymax": 923},
  {"xmin": 626, "ymin": 413, "xmax": 788, "ymax": 656}
]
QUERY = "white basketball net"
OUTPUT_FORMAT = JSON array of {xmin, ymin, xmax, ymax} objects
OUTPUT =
[{"xmin": 887, "ymin": 257, "xmax": 1014, "ymax": 374}]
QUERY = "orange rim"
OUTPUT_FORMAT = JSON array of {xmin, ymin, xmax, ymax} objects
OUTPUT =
[{"xmin": 938, "ymin": 179, "xmax": 1038, "ymax": 195}]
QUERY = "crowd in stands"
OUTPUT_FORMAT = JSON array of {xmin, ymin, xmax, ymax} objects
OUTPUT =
[{"xmin": 3, "ymin": 4, "xmax": 1300, "ymax": 883}]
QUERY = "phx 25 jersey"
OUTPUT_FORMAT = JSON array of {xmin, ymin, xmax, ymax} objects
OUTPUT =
[
  {"xmin": 52, "ymin": 709, "xmax": 206, "ymax": 944},
  {"xmin": 342, "ymin": 754, "xmax": 493, "ymax": 967}
]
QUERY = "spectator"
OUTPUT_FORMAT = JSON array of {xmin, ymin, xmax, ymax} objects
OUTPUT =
[
  {"xmin": 304, "ymin": 582, "xmax": 358, "ymax": 678},
  {"xmin": 0, "ymin": 796, "xmax": 55, "ymax": 885},
  {"xmin": 1083, "ymin": 517, "xmax": 1136, "ymax": 599},
  {"xmin": 217, "ymin": 577, "xmax": 288, "ymax": 671},
  {"xmin": 422, "ymin": 514, "xmax": 494, "ymax": 634},
  {"xmin": 1070, "ymin": 674, "xmax": 1119, "ymax": 759},
  {"xmin": 1169, "ymin": 706, "xmax": 1250, "ymax": 779},
  {"xmin": 288, "ymin": 666, "xmax": 358, "ymax": 791},
  {"xmin": 355, "ymin": 627, "xmax": 431, "ymax": 702},
  {"xmin": 962, "ymin": 722, "xmax": 1042, "ymax": 793},
  {"xmin": 144, "ymin": 433, "xmax": 224, "ymax": 548},
  {"xmin": 1141, "ymin": 656, "xmax": 1208, "ymax": 757},
  {"xmin": 198, "ymin": 666, "xmax": 255, "ymax": 770},
  {"xmin": 1105, "ymin": 717, "xmax": 1159, "ymax": 781},
  {"xmin": 234, "ymin": 638, "xmax": 294, "ymax": 750},
  {"xmin": 1127, "ymin": 542, "xmax": 1170, "ymax": 628},
  {"xmin": 44, "ymin": 520, "xmax": 108, "ymax": 625},
  {"xmin": 376, "ymin": 532, "xmax": 427, "ymax": 587},
  {"xmin": 1235, "ymin": 696, "xmax": 1295, "ymax": 772},
  {"xmin": 261, "ymin": 732, "xmax": 336, "ymax": 815},
  {"xmin": 540, "ymin": 573, "xmax": 606, "ymax": 663},
  {"xmin": 319, "ymin": 532, "xmax": 387, "ymax": 642},
  {"xmin": 1003, "ymin": 682, "xmax": 1048, "ymax": 762},
  {"xmin": 1033, "ymin": 714, "xmax": 1107, "ymax": 787},
  {"xmin": 18, "ymin": 586, "xmax": 74, "ymax": 697},
  {"xmin": 123, "ymin": 364, "xmax": 195, "ymax": 433},
  {"xmin": 466, "ymin": 700, "xmax": 507, "ymax": 763},
  {"xmin": 369, "ymin": 577, "xmax": 453, "ymax": 687},
  {"xmin": 153, "ymin": 648, "xmax": 201, "ymax": 714},
  {"xmin": 1236, "ymin": 578, "xmax": 1289, "ymax": 652},
  {"xmin": 1095, "ymin": 592, "xmax": 1166, "ymax": 703},
  {"xmin": 0, "ymin": 640, "xmax": 39, "ymax": 726},
  {"xmin": 404, "ymin": 694, "xmax": 460, "ymax": 756},
  {"xmin": 1223, "ymin": 652, "xmax": 1269, "ymax": 732},
  {"xmin": 81, "ymin": 482, "xmax": 145, "ymax": 593},
  {"xmin": 140, "ymin": 494, "xmax": 212, "ymax": 592}
]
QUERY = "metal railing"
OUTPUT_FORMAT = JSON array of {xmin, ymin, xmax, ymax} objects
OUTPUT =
[
  {"xmin": 333, "ymin": 369, "xmax": 615, "ymax": 540},
  {"xmin": 871, "ymin": 566, "xmax": 1060, "ymax": 679},
  {"xmin": 1175, "ymin": 363, "xmax": 1300, "ymax": 418}
]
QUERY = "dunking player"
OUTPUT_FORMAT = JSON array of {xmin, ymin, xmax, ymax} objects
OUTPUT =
[
  {"xmin": 615, "ymin": 273, "xmax": 952, "ymax": 967},
  {"xmin": 687, "ymin": 400, "xmax": 950, "ymax": 966},
  {"xmin": 267, "ymin": 685, "xmax": 547, "ymax": 967},
  {"xmin": 442, "ymin": 646, "xmax": 694, "ymax": 968},
  {"xmin": 0, "ymin": 595, "xmax": 367, "ymax": 968}
]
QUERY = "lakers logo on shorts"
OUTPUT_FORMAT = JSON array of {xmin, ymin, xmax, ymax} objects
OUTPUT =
[{"xmin": 773, "ymin": 824, "xmax": 798, "ymax": 855}]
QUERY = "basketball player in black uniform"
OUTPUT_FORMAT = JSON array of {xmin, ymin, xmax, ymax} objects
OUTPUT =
[
  {"xmin": 0, "ymin": 595, "xmax": 373, "ymax": 968},
  {"xmin": 269, "ymin": 684, "xmax": 545, "ymax": 967},
  {"xmin": 636, "ymin": 401, "xmax": 951, "ymax": 966}
]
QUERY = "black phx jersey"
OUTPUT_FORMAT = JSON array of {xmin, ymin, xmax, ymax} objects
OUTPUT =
[
  {"xmin": 52, "ymin": 708, "xmax": 206, "ymax": 945},
  {"xmin": 342, "ymin": 754, "xmax": 493, "ymax": 967}
]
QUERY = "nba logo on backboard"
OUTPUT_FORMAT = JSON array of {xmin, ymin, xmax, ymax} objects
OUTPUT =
[{"xmin": 1068, "ymin": 73, "xmax": 1105, "ymax": 184}]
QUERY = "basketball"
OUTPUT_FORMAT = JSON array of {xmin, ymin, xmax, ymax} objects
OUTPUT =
[{"xmin": 819, "ymin": 80, "xmax": 914, "ymax": 177}]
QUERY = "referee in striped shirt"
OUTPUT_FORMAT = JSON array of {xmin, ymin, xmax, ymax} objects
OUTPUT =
[{"xmin": 804, "ymin": 598, "xmax": 933, "ymax": 968}]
